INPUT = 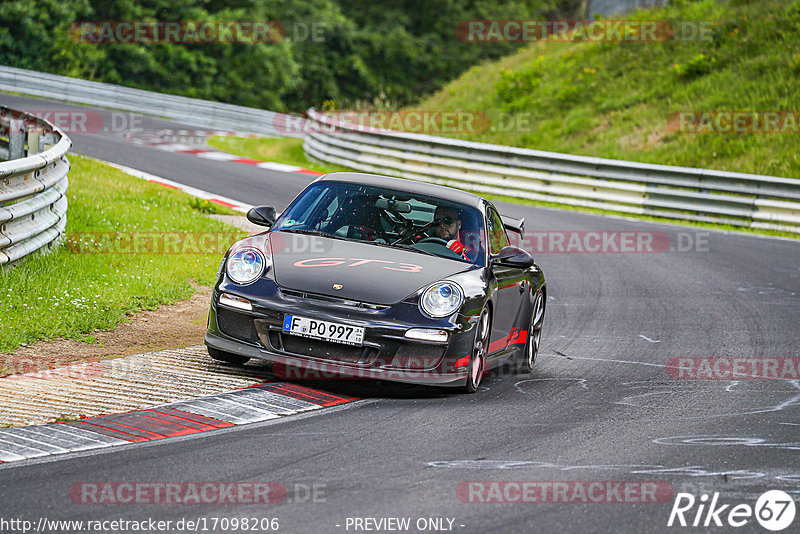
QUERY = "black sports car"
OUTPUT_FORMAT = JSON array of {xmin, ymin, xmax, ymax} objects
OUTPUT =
[{"xmin": 205, "ymin": 172, "xmax": 546, "ymax": 392}]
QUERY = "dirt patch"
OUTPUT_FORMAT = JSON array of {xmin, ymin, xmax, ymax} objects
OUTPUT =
[
  {"xmin": 0, "ymin": 286, "xmax": 213, "ymax": 379},
  {"xmin": 645, "ymin": 127, "xmax": 669, "ymax": 148}
]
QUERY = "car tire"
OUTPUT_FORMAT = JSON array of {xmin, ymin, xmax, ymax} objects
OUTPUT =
[
  {"xmin": 516, "ymin": 289, "xmax": 545, "ymax": 374},
  {"xmin": 208, "ymin": 346, "xmax": 250, "ymax": 366},
  {"xmin": 464, "ymin": 307, "xmax": 491, "ymax": 393}
]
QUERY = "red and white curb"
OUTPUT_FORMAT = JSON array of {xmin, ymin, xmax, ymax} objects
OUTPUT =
[
  {"xmin": 133, "ymin": 129, "xmax": 242, "ymax": 138},
  {"xmin": 101, "ymin": 160, "xmax": 254, "ymax": 213},
  {"xmin": 0, "ymin": 383, "xmax": 357, "ymax": 464},
  {"xmin": 127, "ymin": 130, "xmax": 323, "ymax": 177}
]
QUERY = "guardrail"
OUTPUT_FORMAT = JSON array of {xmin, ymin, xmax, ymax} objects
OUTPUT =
[
  {"xmin": 303, "ymin": 109, "xmax": 800, "ymax": 233},
  {"xmin": 1, "ymin": 106, "xmax": 71, "ymax": 265},
  {"xmin": 0, "ymin": 65, "xmax": 295, "ymax": 137}
]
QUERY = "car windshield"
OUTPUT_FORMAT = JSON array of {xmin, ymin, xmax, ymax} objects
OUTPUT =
[{"xmin": 274, "ymin": 181, "xmax": 485, "ymax": 266}]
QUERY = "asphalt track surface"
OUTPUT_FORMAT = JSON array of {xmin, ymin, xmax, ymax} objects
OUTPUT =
[{"xmin": 1, "ymin": 94, "xmax": 799, "ymax": 533}]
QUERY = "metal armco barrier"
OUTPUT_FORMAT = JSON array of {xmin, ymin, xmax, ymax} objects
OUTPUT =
[
  {"xmin": 303, "ymin": 109, "xmax": 800, "ymax": 232},
  {"xmin": 1, "ymin": 106, "xmax": 71, "ymax": 265},
  {"xmin": 0, "ymin": 65, "xmax": 296, "ymax": 137}
]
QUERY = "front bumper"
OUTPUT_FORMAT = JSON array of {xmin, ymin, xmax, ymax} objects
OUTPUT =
[{"xmin": 205, "ymin": 281, "xmax": 476, "ymax": 387}]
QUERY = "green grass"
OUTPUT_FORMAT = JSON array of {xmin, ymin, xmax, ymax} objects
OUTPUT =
[
  {"xmin": 187, "ymin": 196, "xmax": 232, "ymax": 214},
  {"xmin": 206, "ymin": 136, "xmax": 352, "ymax": 174},
  {"xmin": 408, "ymin": 0, "xmax": 800, "ymax": 179},
  {"xmin": 0, "ymin": 155, "xmax": 246, "ymax": 353}
]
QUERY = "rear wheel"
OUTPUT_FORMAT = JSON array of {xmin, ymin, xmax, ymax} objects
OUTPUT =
[
  {"xmin": 208, "ymin": 346, "xmax": 250, "ymax": 366},
  {"xmin": 517, "ymin": 289, "xmax": 545, "ymax": 373},
  {"xmin": 464, "ymin": 307, "xmax": 491, "ymax": 393}
]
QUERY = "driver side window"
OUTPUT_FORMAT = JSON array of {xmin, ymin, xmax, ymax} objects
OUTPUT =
[{"xmin": 487, "ymin": 208, "xmax": 509, "ymax": 255}]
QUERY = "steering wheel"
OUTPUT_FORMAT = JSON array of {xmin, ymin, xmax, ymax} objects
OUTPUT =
[
  {"xmin": 417, "ymin": 237, "xmax": 449, "ymax": 246},
  {"xmin": 391, "ymin": 220, "xmax": 435, "ymax": 245}
]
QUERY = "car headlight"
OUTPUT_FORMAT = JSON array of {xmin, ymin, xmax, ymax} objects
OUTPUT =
[
  {"xmin": 226, "ymin": 248, "xmax": 268, "ymax": 285},
  {"xmin": 420, "ymin": 281, "xmax": 464, "ymax": 318}
]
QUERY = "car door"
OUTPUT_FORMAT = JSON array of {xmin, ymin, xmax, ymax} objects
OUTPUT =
[{"xmin": 486, "ymin": 206, "xmax": 526, "ymax": 356}]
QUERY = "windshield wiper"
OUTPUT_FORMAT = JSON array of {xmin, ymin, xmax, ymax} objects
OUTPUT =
[
  {"xmin": 368, "ymin": 241, "xmax": 440, "ymax": 258},
  {"xmin": 280, "ymin": 229, "xmax": 347, "ymax": 241}
]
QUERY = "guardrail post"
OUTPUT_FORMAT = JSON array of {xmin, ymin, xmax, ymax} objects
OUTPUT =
[
  {"xmin": 9, "ymin": 128, "xmax": 24, "ymax": 160},
  {"xmin": 26, "ymin": 131, "xmax": 40, "ymax": 156}
]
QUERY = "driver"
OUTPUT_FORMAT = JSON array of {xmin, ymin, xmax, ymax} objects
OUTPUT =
[{"xmin": 432, "ymin": 206, "xmax": 470, "ymax": 259}]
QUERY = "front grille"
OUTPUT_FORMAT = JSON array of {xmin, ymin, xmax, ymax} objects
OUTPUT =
[
  {"xmin": 272, "ymin": 332, "xmax": 378, "ymax": 364},
  {"xmin": 390, "ymin": 343, "xmax": 446, "ymax": 370},
  {"xmin": 217, "ymin": 308, "xmax": 259, "ymax": 344},
  {"xmin": 279, "ymin": 289, "xmax": 389, "ymax": 310}
]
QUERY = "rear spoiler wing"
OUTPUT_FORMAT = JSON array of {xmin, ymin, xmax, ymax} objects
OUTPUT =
[{"xmin": 502, "ymin": 215, "xmax": 525, "ymax": 235}]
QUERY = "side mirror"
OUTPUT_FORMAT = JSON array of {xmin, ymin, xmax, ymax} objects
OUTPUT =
[
  {"xmin": 492, "ymin": 245, "xmax": 534, "ymax": 268},
  {"xmin": 247, "ymin": 205, "xmax": 277, "ymax": 228}
]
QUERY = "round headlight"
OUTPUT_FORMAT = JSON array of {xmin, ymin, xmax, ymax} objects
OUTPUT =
[
  {"xmin": 420, "ymin": 281, "xmax": 464, "ymax": 318},
  {"xmin": 226, "ymin": 248, "xmax": 268, "ymax": 285}
]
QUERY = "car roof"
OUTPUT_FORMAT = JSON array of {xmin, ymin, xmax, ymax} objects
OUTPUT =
[{"xmin": 317, "ymin": 172, "xmax": 486, "ymax": 209}]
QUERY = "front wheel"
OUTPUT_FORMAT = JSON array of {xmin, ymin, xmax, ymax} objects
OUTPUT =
[
  {"xmin": 208, "ymin": 346, "xmax": 250, "ymax": 366},
  {"xmin": 464, "ymin": 307, "xmax": 491, "ymax": 393},
  {"xmin": 517, "ymin": 289, "xmax": 545, "ymax": 374}
]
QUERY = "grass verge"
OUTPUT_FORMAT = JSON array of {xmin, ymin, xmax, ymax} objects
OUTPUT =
[
  {"xmin": 206, "ymin": 135, "xmax": 352, "ymax": 174},
  {"xmin": 409, "ymin": 0, "xmax": 800, "ymax": 179},
  {"xmin": 0, "ymin": 155, "xmax": 246, "ymax": 353}
]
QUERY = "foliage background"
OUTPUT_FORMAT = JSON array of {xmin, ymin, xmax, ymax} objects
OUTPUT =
[{"xmin": 0, "ymin": 0, "xmax": 579, "ymax": 111}]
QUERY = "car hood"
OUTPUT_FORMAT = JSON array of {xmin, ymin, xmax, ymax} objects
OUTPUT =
[{"xmin": 268, "ymin": 232, "xmax": 472, "ymax": 304}]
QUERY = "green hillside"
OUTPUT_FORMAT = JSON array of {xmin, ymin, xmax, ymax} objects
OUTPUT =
[{"xmin": 408, "ymin": 0, "xmax": 800, "ymax": 179}]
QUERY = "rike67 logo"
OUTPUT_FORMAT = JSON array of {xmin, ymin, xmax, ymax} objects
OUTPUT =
[{"xmin": 668, "ymin": 490, "xmax": 796, "ymax": 531}]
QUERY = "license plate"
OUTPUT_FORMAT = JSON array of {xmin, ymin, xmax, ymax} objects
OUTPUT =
[{"xmin": 282, "ymin": 315, "xmax": 365, "ymax": 346}]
